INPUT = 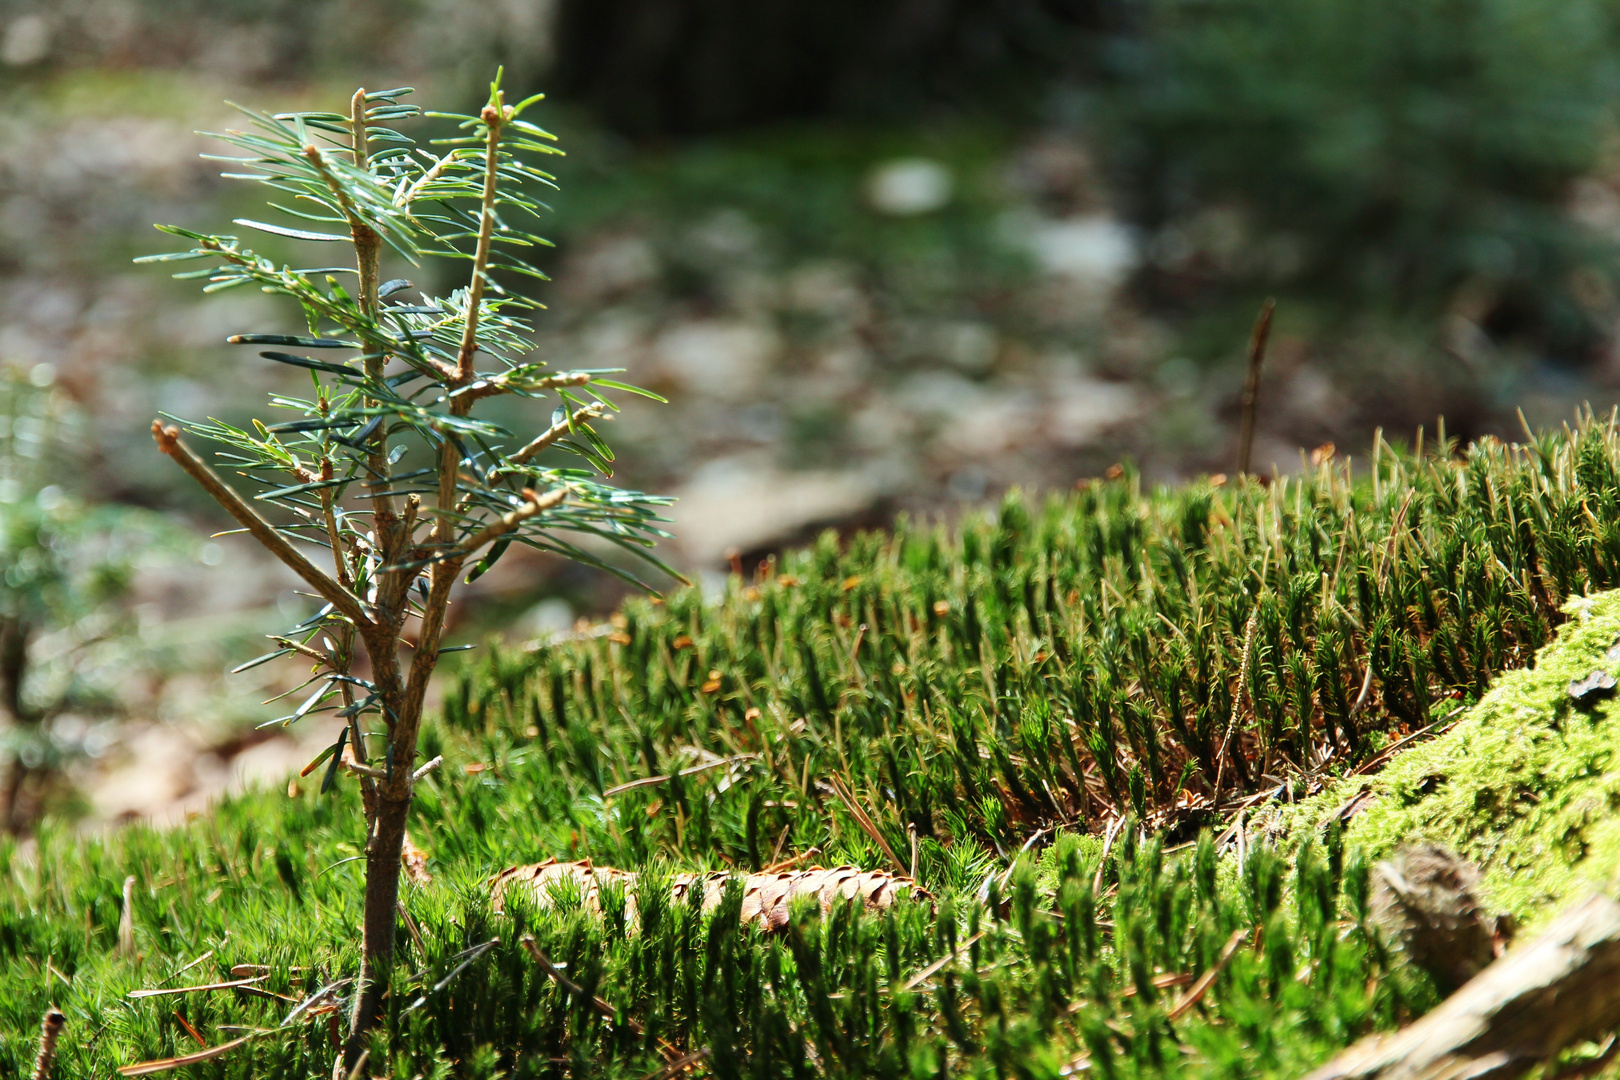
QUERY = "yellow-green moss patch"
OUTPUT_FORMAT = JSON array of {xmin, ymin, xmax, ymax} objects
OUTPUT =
[{"xmin": 1267, "ymin": 591, "xmax": 1620, "ymax": 927}]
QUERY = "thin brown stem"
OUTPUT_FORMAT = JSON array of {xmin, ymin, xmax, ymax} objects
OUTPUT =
[
  {"xmin": 456, "ymin": 486, "xmax": 566, "ymax": 558},
  {"xmin": 342, "ymin": 90, "xmax": 403, "ymax": 620},
  {"xmin": 1237, "ymin": 298, "xmax": 1276, "ymax": 477},
  {"xmin": 455, "ymin": 98, "xmax": 507, "ymax": 382},
  {"xmin": 151, "ymin": 422, "xmax": 366, "ymax": 627},
  {"xmin": 506, "ymin": 403, "xmax": 607, "ymax": 468}
]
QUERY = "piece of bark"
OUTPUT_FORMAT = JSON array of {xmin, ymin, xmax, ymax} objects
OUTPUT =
[
  {"xmin": 1306, "ymin": 892, "xmax": 1620, "ymax": 1080},
  {"xmin": 1370, "ymin": 843, "xmax": 1505, "ymax": 993},
  {"xmin": 490, "ymin": 858, "xmax": 925, "ymax": 931}
]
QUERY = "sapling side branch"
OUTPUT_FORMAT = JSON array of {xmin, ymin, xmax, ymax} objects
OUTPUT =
[
  {"xmin": 151, "ymin": 422, "xmax": 367, "ymax": 627},
  {"xmin": 507, "ymin": 403, "xmax": 608, "ymax": 467},
  {"xmin": 455, "ymin": 370, "xmax": 593, "ymax": 404},
  {"xmin": 272, "ymin": 637, "xmax": 329, "ymax": 663},
  {"xmin": 456, "ymin": 486, "xmax": 567, "ymax": 557},
  {"xmin": 344, "ymin": 760, "xmax": 389, "ymax": 781},
  {"xmin": 395, "ymin": 149, "xmax": 465, "ymax": 208},
  {"xmin": 318, "ymin": 470, "xmax": 354, "ymax": 592}
]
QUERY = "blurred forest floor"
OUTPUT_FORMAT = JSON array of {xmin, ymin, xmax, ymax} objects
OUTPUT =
[{"xmin": 6, "ymin": 0, "xmax": 1620, "ymax": 825}]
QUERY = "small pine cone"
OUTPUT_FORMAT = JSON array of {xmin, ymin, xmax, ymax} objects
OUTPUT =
[
  {"xmin": 733, "ymin": 865, "xmax": 922, "ymax": 931},
  {"xmin": 490, "ymin": 859, "xmax": 925, "ymax": 931},
  {"xmin": 490, "ymin": 858, "xmax": 638, "ymax": 919}
]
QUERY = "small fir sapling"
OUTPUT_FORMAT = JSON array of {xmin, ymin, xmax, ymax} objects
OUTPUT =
[{"xmin": 139, "ymin": 73, "xmax": 673, "ymax": 1066}]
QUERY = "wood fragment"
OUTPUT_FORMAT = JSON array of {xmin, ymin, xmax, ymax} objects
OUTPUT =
[
  {"xmin": 1370, "ymin": 844, "xmax": 1503, "ymax": 993},
  {"xmin": 118, "ymin": 875, "xmax": 136, "ymax": 958},
  {"xmin": 402, "ymin": 831, "xmax": 431, "ymax": 885},
  {"xmin": 1305, "ymin": 892, "xmax": 1620, "ymax": 1080}
]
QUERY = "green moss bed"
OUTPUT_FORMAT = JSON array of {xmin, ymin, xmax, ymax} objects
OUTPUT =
[
  {"xmin": 10, "ymin": 419, "xmax": 1620, "ymax": 1076},
  {"xmin": 1268, "ymin": 589, "xmax": 1620, "ymax": 928}
]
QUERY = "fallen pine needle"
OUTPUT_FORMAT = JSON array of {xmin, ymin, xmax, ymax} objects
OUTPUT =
[
  {"xmin": 117, "ymin": 1034, "xmax": 256, "ymax": 1076},
  {"xmin": 157, "ymin": 950, "xmax": 214, "ymax": 988},
  {"xmin": 640, "ymin": 1047, "xmax": 710, "ymax": 1080},
  {"xmin": 128, "ymin": 977, "xmax": 264, "ymax": 999},
  {"xmin": 827, "ymin": 774, "xmax": 905, "ymax": 874},
  {"xmin": 520, "ymin": 935, "xmax": 644, "ymax": 1034},
  {"xmin": 229, "ymin": 964, "xmax": 305, "ymax": 977},
  {"xmin": 1167, "ymin": 928, "xmax": 1248, "ymax": 1020},
  {"xmin": 1120, "ymin": 971, "xmax": 1196, "ymax": 999},
  {"xmin": 762, "ymin": 846, "xmax": 820, "ymax": 874},
  {"xmin": 171, "ymin": 1010, "xmax": 206, "ymax": 1048},
  {"xmin": 604, "ymin": 754, "xmax": 759, "ymax": 797},
  {"xmin": 902, "ymin": 932, "xmax": 986, "ymax": 992}
]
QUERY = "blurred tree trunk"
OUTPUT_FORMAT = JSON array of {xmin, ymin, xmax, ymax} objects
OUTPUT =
[
  {"xmin": 549, "ymin": 0, "xmax": 1119, "ymax": 136},
  {"xmin": 0, "ymin": 615, "xmax": 37, "ymax": 834}
]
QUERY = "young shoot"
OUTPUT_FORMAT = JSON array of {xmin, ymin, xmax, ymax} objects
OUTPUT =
[{"xmin": 139, "ymin": 72, "xmax": 673, "ymax": 1069}]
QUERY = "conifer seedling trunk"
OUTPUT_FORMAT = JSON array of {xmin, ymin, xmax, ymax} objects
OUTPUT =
[{"xmin": 142, "ymin": 74, "xmax": 673, "ymax": 1072}]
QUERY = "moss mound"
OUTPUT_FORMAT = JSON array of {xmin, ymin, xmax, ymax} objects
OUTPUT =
[
  {"xmin": 14, "ymin": 418, "xmax": 1620, "ymax": 1074},
  {"xmin": 1267, "ymin": 591, "xmax": 1620, "ymax": 926}
]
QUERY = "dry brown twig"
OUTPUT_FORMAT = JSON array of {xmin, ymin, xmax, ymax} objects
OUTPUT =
[
  {"xmin": 1307, "ymin": 892, "xmax": 1620, "ymax": 1080},
  {"xmin": 519, "ymin": 934, "xmax": 645, "ymax": 1034},
  {"xmin": 1237, "ymin": 297, "xmax": 1277, "ymax": 477}
]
